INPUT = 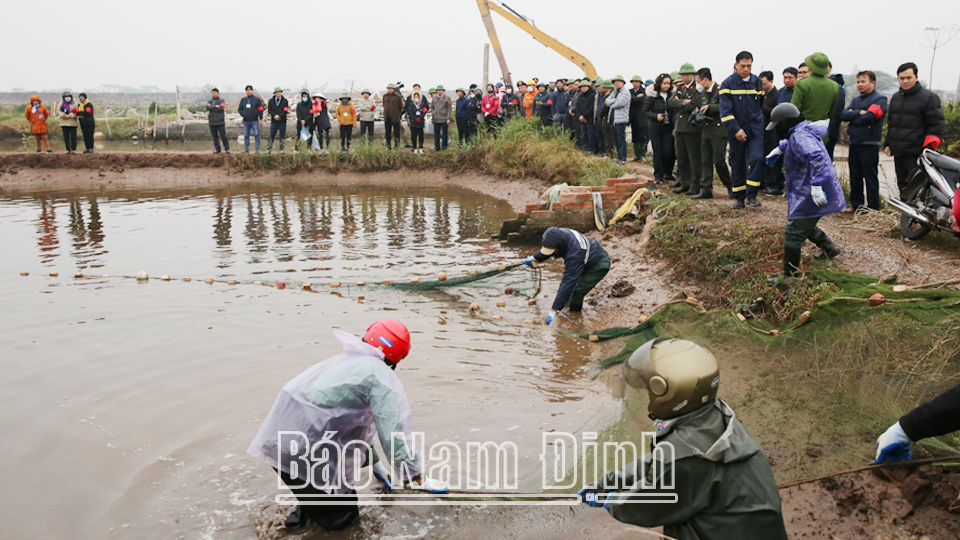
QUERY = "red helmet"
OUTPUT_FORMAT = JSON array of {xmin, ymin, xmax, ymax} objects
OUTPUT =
[{"xmin": 364, "ymin": 319, "xmax": 411, "ymax": 364}]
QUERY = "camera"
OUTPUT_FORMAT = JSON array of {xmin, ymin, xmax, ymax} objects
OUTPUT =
[
  {"xmin": 688, "ymin": 110, "xmax": 709, "ymax": 127},
  {"xmin": 662, "ymin": 112, "xmax": 671, "ymax": 125},
  {"xmin": 395, "ymin": 81, "xmax": 405, "ymax": 91}
]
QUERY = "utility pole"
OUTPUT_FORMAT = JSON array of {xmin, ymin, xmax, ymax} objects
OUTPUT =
[
  {"xmin": 483, "ymin": 43, "xmax": 490, "ymax": 90},
  {"xmin": 956, "ymin": 72, "xmax": 960, "ymax": 105}
]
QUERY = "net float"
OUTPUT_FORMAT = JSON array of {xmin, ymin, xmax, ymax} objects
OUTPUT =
[
  {"xmin": 468, "ymin": 270, "xmax": 478, "ymax": 275},
  {"xmin": 253, "ymin": 281, "xmax": 262, "ymax": 285},
  {"xmin": 161, "ymin": 275, "xmax": 171, "ymax": 281},
  {"xmin": 492, "ymin": 315, "xmax": 502, "ymax": 320},
  {"xmin": 330, "ymin": 283, "xmax": 341, "ymax": 288},
  {"xmin": 205, "ymin": 278, "xmax": 214, "ymax": 284},
  {"xmin": 589, "ymin": 335, "xmax": 600, "ymax": 342},
  {"xmin": 411, "ymin": 278, "xmax": 420, "ymax": 284},
  {"xmin": 228, "ymin": 279, "xmax": 237, "ymax": 285},
  {"xmin": 736, "ymin": 313, "xmax": 746, "ymax": 322},
  {"xmin": 892, "ymin": 285, "xmax": 907, "ymax": 293},
  {"xmin": 869, "ymin": 293, "xmax": 885, "ymax": 307},
  {"xmin": 20, "ymin": 271, "xmax": 29, "ymax": 276},
  {"xmin": 182, "ymin": 277, "xmax": 191, "ymax": 282},
  {"xmin": 799, "ymin": 311, "xmax": 810, "ymax": 324},
  {"xmin": 469, "ymin": 303, "xmax": 480, "ymax": 312},
  {"xmin": 136, "ymin": 270, "xmax": 148, "ymax": 280},
  {"xmin": 356, "ymin": 281, "xmax": 366, "ymax": 286},
  {"xmin": 769, "ymin": 330, "xmax": 779, "ymax": 336},
  {"xmin": 102, "ymin": 274, "xmax": 110, "ymax": 278},
  {"xmin": 302, "ymin": 283, "xmax": 312, "ymax": 290},
  {"xmin": 276, "ymin": 281, "xmax": 286, "ymax": 289},
  {"xmin": 523, "ymin": 319, "xmax": 533, "ymax": 324},
  {"xmin": 638, "ymin": 315, "xmax": 650, "ymax": 323},
  {"xmin": 50, "ymin": 271, "xmax": 59, "ymax": 277},
  {"xmin": 528, "ymin": 298, "xmax": 537, "ymax": 306},
  {"xmin": 496, "ymin": 301, "xmax": 506, "ymax": 308},
  {"xmin": 498, "ymin": 265, "xmax": 506, "ymax": 271},
  {"xmin": 437, "ymin": 272, "xmax": 447, "ymax": 281},
  {"xmin": 685, "ymin": 297, "xmax": 699, "ymax": 306},
  {"xmin": 382, "ymin": 280, "xmax": 391, "ymax": 285},
  {"xmin": 74, "ymin": 273, "xmax": 83, "ymax": 278}
]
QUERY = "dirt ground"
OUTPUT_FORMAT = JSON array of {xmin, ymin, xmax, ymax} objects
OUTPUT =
[{"xmin": 4, "ymin": 153, "xmax": 959, "ymax": 538}]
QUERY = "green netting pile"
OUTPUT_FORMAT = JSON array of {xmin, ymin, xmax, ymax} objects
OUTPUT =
[
  {"xmin": 386, "ymin": 264, "xmax": 540, "ymax": 297},
  {"xmin": 569, "ymin": 319, "xmax": 661, "ymax": 371}
]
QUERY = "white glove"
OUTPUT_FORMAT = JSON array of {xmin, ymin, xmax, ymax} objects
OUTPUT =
[
  {"xmin": 407, "ymin": 476, "xmax": 449, "ymax": 493},
  {"xmin": 371, "ymin": 460, "xmax": 392, "ymax": 489},
  {"xmin": 765, "ymin": 147, "xmax": 783, "ymax": 160},
  {"xmin": 875, "ymin": 421, "xmax": 912, "ymax": 462},
  {"xmin": 811, "ymin": 185, "xmax": 827, "ymax": 207}
]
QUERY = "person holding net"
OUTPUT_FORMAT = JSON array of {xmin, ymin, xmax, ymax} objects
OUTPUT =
[
  {"xmin": 247, "ymin": 319, "xmax": 448, "ymax": 532},
  {"xmin": 523, "ymin": 227, "xmax": 611, "ymax": 325},
  {"xmin": 875, "ymin": 383, "xmax": 960, "ymax": 464}
]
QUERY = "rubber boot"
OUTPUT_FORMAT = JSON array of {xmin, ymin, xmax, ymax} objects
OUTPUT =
[
  {"xmin": 284, "ymin": 504, "xmax": 307, "ymax": 530},
  {"xmin": 691, "ymin": 190, "xmax": 713, "ymax": 200},
  {"xmin": 684, "ymin": 186, "xmax": 700, "ymax": 196},
  {"xmin": 783, "ymin": 246, "xmax": 802, "ymax": 277},
  {"xmin": 810, "ymin": 228, "xmax": 841, "ymax": 260}
]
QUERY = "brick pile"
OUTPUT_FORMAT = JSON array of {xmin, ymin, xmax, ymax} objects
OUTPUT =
[{"xmin": 499, "ymin": 176, "xmax": 655, "ymax": 240}]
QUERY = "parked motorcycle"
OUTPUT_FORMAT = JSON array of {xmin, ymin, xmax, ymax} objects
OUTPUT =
[{"xmin": 888, "ymin": 148, "xmax": 960, "ymax": 240}]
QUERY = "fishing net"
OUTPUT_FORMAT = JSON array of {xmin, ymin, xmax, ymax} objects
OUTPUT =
[
  {"xmin": 578, "ymin": 269, "xmax": 960, "ymax": 483},
  {"xmin": 386, "ymin": 264, "xmax": 540, "ymax": 297}
]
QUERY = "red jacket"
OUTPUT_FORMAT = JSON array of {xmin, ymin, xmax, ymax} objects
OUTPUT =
[{"xmin": 481, "ymin": 93, "xmax": 500, "ymax": 117}]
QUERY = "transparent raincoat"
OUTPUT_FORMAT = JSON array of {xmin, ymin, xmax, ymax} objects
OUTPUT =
[
  {"xmin": 778, "ymin": 120, "xmax": 846, "ymax": 220},
  {"xmin": 247, "ymin": 330, "xmax": 421, "ymax": 494}
]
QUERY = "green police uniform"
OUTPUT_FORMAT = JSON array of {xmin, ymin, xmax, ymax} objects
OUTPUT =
[
  {"xmin": 698, "ymin": 82, "xmax": 732, "ymax": 194},
  {"xmin": 668, "ymin": 66, "xmax": 703, "ymax": 193}
]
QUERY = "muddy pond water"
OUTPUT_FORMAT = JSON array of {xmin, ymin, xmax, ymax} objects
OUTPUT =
[{"xmin": 0, "ymin": 180, "xmax": 623, "ymax": 539}]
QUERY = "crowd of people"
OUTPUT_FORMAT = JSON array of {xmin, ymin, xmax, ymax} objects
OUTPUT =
[{"xmin": 24, "ymin": 92, "xmax": 97, "ymax": 154}]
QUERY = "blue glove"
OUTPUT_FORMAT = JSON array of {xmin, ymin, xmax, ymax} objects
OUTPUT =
[
  {"xmin": 765, "ymin": 147, "xmax": 782, "ymax": 166},
  {"xmin": 577, "ymin": 486, "xmax": 602, "ymax": 508},
  {"xmin": 875, "ymin": 421, "xmax": 912, "ymax": 464},
  {"xmin": 522, "ymin": 255, "xmax": 536, "ymax": 267},
  {"xmin": 372, "ymin": 461, "xmax": 393, "ymax": 490},
  {"xmin": 546, "ymin": 310, "xmax": 557, "ymax": 325}
]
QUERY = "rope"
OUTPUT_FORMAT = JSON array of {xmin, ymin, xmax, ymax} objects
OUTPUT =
[{"xmin": 776, "ymin": 454, "xmax": 960, "ymax": 490}]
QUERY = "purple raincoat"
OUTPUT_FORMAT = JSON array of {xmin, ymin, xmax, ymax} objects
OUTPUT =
[{"xmin": 778, "ymin": 121, "xmax": 846, "ymax": 220}]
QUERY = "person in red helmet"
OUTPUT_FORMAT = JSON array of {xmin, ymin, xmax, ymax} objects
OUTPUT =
[{"xmin": 247, "ymin": 319, "xmax": 447, "ymax": 532}]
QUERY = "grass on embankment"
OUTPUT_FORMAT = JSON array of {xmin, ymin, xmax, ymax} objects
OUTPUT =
[{"xmin": 231, "ymin": 118, "xmax": 627, "ymax": 186}]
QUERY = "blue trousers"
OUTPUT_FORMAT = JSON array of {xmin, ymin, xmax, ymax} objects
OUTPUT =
[
  {"xmin": 433, "ymin": 122, "xmax": 448, "ymax": 150},
  {"xmin": 728, "ymin": 133, "xmax": 762, "ymax": 200},
  {"xmin": 612, "ymin": 123, "xmax": 628, "ymax": 162},
  {"xmin": 243, "ymin": 121, "xmax": 261, "ymax": 153},
  {"xmin": 579, "ymin": 122, "xmax": 595, "ymax": 152}
]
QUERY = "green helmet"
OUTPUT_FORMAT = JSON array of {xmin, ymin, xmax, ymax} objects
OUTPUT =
[
  {"xmin": 601, "ymin": 79, "xmax": 614, "ymax": 89},
  {"xmin": 592, "ymin": 75, "xmax": 602, "ymax": 82},
  {"xmin": 805, "ymin": 52, "xmax": 831, "ymax": 76},
  {"xmin": 273, "ymin": 86, "xmax": 283, "ymax": 93},
  {"xmin": 630, "ymin": 75, "xmax": 643, "ymax": 83},
  {"xmin": 361, "ymin": 89, "xmax": 371, "ymax": 95},
  {"xmin": 610, "ymin": 74, "xmax": 626, "ymax": 83},
  {"xmin": 436, "ymin": 85, "xmax": 445, "ymax": 91},
  {"xmin": 622, "ymin": 338, "xmax": 720, "ymax": 420},
  {"xmin": 456, "ymin": 87, "xmax": 466, "ymax": 93},
  {"xmin": 386, "ymin": 83, "xmax": 396, "ymax": 89},
  {"xmin": 670, "ymin": 71, "xmax": 680, "ymax": 81},
  {"xmin": 300, "ymin": 88, "xmax": 309, "ymax": 94},
  {"xmin": 678, "ymin": 63, "xmax": 696, "ymax": 75},
  {"xmin": 429, "ymin": 87, "xmax": 436, "ymax": 93},
  {"xmin": 579, "ymin": 79, "xmax": 592, "ymax": 88}
]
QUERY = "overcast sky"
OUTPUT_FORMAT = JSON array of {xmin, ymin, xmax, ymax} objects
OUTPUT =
[{"xmin": 3, "ymin": 0, "xmax": 958, "ymax": 94}]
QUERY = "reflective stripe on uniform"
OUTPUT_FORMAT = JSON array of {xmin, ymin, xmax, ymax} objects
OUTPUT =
[
  {"xmin": 746, "ymin": 180, "xmax": 762, "ymax": 187},
  {"xmin": 721, "ymin": 115, "xmax": 735, "ymax": 122},
  {"xmin": 731, "ymin": 185, "xmax": 746, "ymax": 192}
]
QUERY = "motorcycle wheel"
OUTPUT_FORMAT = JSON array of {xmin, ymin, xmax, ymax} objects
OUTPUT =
[{"xmin": 900, "ymin": 214, "xmax": 931, "ymax": 240}]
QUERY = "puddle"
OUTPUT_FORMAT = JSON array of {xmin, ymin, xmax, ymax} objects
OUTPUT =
[{"xmin": 0, "ymin": 178, "xmax": 625, "ymax": 539}]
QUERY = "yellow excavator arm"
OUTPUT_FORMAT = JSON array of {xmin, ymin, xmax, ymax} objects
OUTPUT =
[{"xmin": 476, "ymin": 0, "xmax": 597, "ymax": 88}]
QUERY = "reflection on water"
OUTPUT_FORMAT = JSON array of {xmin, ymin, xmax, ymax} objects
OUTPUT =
[
  {"xmin": 0, "ymin": 180, "xmax": 619, "ymax": 540},
  {"xmin": 2, "ymin": 185, "xmax": 514, "ymax": 280}
]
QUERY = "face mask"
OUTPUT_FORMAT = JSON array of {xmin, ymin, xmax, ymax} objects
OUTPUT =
[
  {"xmin": 487, "ymin": 89, "xmax": 493, "ymax": 94},
  {"xmin": 695, "ymin": 83, "xmax": 703, "ymax": 92},
  {"xmin": 64, "ymin": 98, "xmax": 72, "ymax": 103},
  {"xmin": 340, "ymin": 99, "xmax": 349, "ymax": 104},
  {"xmin": 302, "ymin": 97, "xmax": 308, "ymax": 102}
]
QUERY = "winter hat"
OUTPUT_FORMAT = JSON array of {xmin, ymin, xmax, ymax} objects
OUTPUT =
[
  {"xmin": 678, "ymin": 63, "xmax": 696, "ymax": 75},
  {"xmin": 804, "ymin": 52, "xmax": 831, "ymax": 76},
  {"xmin": 644, "ymin": 79, "xmax": 654, "ymax": 86}
]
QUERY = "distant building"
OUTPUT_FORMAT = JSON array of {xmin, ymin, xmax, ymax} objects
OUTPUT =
[{"xmin": 97, "ymin": 84, "xmax": 123, "ymax": 93}]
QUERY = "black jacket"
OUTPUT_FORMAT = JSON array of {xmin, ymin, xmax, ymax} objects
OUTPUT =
[
  {"xmin": 239, "ymin": 95, "xmax": 264, "ymax": 122},
  {"xmin": 762, "ymin": 86, "xmax": 779, "ymax": 125},
  {"xmin": 827, "ymin": 75, "xmax": 845, "ymax": 145},
  {"xmin": 76, "ymin": 100, "xmax": 95, "ymax": 126},
  {"xmin": 533, "ymin": 227, "xmax": 606, "ymax": 312},
  {"xmin": 884, "ymin": 83, "xmax": 944, "ymax": 156},
  {"xmin": 296, "ymin": 98, "xmax": 313, "ymax": 131},
  {"xmin": 839, "ymin": 90, "xmax": 887, "ymax": 145},
  {"xmin": 575, "ymin": 89, "xmax": 596, "ymax": 123},
  {"xmin": 629, "ymin": 87, "xmax": 646, "ymax": 125},
  {"xmin": 643, "ymin": 90, "xmax": 675, "ymax": 132},
  {"xmin": 267, "ymin": 96, "xmax": 289, "ymax": 123},
  {"xmin": 206, "ymin": 97, "xmax": 227, "ymax": 126},
  {"xmin": 899, "ymin": 383, "xmax": 960, "ymax": 442},
  {"xmin": 405, "ymin": 98, "xmax": 430, "ymax": 128}
]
